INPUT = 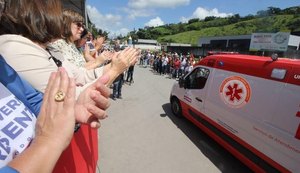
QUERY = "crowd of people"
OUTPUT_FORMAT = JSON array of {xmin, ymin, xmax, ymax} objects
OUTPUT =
[
  {"xmin": 0, "ymin": 0, "xmax": 140, "ymax": 172},
  {"xmin": 140, "ymin": 50, "xmax": 198, "ymax": 79}
]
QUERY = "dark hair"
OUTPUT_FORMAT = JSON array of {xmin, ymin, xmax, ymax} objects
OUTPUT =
[
  {"xmin": 81, "ymin": 28, "xmax": 88, "ymax": 39},
  {"xmin": 0, "ymin": 0, "xmax": 63, "ymax": 44},
  {"xmin": 62, "ymin": 9, "xmax": 84, "ymax": 43},
  {"xmin": 0, "ymin": 0, "xmax": 5, "ymax": 16}
]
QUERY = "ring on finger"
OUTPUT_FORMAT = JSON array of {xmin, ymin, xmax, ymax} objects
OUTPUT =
[{"xmin": 54, "ymin": 90, "xmax": 65, "ymax": 102}]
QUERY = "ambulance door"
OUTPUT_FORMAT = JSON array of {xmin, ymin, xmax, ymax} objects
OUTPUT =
[{"xmin": 183, "ymin": 66, "xmax": 210, "ymax": 112}]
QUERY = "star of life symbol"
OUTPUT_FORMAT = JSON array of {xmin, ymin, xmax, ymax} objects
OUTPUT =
[{"xmin": 219, "ymin": 76, "xmax": 251, "ymax": 108}]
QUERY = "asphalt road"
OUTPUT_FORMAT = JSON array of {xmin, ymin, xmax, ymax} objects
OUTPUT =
[{"xmin": 97, "ymin": 65, "xmax": 253, "ymax": 173}]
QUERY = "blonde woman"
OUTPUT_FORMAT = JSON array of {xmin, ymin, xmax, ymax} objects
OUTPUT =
[{"xmin": 49, "ymin": 9, "xmax": 139, "ymax": 86}]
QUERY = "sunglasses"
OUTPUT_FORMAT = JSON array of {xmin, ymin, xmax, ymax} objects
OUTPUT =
[{"xmin": 74, "ymin": 22, "xmax": 84, "ymax": 29}]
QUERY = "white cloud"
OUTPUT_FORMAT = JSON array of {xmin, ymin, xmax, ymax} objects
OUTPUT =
[
  {"xmin": 124, "ymin": 8, "xmax": 155, "ymax": 19},
  {"xmin": 180, "ymin": 17, "xmax": 189, "ymax": 23},
  {"xmin": 126, "ymin": 0, "xmax": 189, "ymax": 20},
  {"xmin": 118, "ymin": 28, "xmax": 131, "ymax": 37},
  {"xmin": 145, "ymin": 17, "xmax": 164, "ymax": 27},
  {"xmin": 180, "ymin": 7, "xmax": 233, "ymax": 23},
  {"xmin": 87, "ymin": 5, "xmax": 129, "ymax": 37},
  {"xmin": 193, "ymin": 7, "xmax": 232, "ymax": 19},
  {"xmin": 128, "ymin": 0, "xmax": 190, "ymax": 9}
]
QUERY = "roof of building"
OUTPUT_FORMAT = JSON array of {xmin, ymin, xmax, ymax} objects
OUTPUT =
[
  {"xmin": 137, "ymin": 39, "xmax": 158, "ymax": 44},
  {"xmin": 199, "ymin": 35, "xmax": 251, "ymax": 45}
]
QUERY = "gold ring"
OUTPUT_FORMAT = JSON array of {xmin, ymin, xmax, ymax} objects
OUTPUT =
[{"xmin": 54, "ymin": 90, "xmax": 65, "ymax": 102}]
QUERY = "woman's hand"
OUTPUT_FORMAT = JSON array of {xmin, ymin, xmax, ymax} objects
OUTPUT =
[
  {"xmin": 100, "ymin": 50, "xmax": 114, "ymax": 61},
  {"xmin": 105, "ymin": 47, "xmax": 140, "ymax": 85},
  {"xmin": 34, "ymin": 67, "xmax": 76, "ymax": 151},
  {"xmin": 83, "ymin": 43, "xmax": 95, "ymax": 62},
  {"xmin": 75, "ymin": 74, "xmax": 111, "ymax": 128},
  {"xmin": 8, "ymin": 68, "xmax": 76, "ymax": 173},
  {"xmin": 94, "ymin": 36, "xmax": 106, "ymax": 51},
  {"xmin": 95, "ymin": 50, "xmax": 113, "ymax": 64}
]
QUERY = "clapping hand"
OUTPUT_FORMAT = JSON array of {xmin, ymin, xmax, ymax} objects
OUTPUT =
[
  {"xmin": 75, "ymin": 74, "xmax": 111, "ymax": 128},
  {"xmin": 35, "ymin": 67, "xmax": 76, "ymax": 151}
]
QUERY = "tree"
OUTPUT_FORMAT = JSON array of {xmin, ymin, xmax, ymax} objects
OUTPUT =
[
  {"xmin": 188, "ymin": 18, "xmax": 199, "ymax": 24},
  {"xmin": 136, "ymin": 30, "xmax": 151, "ymax": 39},
  {"xmin": 287, "ymin": 18, "xmax": 300, "ymax": 32},
  {"xmin": 149, "ymin": 29, "xmax": 161, "ymax": 39},
  {"xmin": 88, "ymin": 23, "xmax": 98, "ymax": 37},
  {"xmin": 267, "ymin": 7, "xmax": 282, "ymax": 15},
  {"xmin": 228, "ymin": 14, "xmax": 241, "ymax": 24},
  {"xmin": 178, "ymin": 23, "xmax": 185, "ymax": 33},
  {"xmin": 234, "ymin": 22, "xmax": 247, "ymax": 29},
  {"xmin": 282, "ymin": 6, "xmax": 300, "ymax": 15},
  {"xmin": 204, "ymin": 16, "xmax": 216, "ymax": 21},
  {"xmin": 256, "ymin": 10, "xmax": 268, "ymax": 17},
  {"xmin": 243, "ymin": 14, "xmax": 255, "ymax": 21},
  {"xmin": 187, "ymin": 25, "xmax": 198, "ymax": 31},
  {"xmin": 97, "ymin": 28, "xmax": 109, "ymax": 38}
]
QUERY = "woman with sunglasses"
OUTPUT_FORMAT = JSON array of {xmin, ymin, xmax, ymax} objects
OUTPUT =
[
  {"xmin": 50, "ymin": 9, "xmax": 89, "ymax": 68},
  {"xmin": 49, "ymin": 9, "xmax": 139, "ymax": 84}
]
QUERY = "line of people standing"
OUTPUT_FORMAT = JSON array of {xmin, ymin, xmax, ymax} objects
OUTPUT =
[
  {"xmin": 111, "ymin": 40, "xmax": 136, "ymax": 100},
  {"xmin": 142, "ymin": 51, "xmax": 197, "ymax": 78}
]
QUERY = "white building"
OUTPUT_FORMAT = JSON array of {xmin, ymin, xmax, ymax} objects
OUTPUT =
[{"xmin": 134, "ymin": 39, "xmax": 161, "ymax": 51}]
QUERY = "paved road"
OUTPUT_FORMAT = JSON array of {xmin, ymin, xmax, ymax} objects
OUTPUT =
[{"xmin": 97, "ymin": 65, "xmax": 252, "ymax": 173}]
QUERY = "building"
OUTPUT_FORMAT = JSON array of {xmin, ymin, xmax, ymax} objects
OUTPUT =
[
  {"xmin": 198, "ymin": 33, "xmax": 300, "ymax": 59},
  {"xmin": 133, "ymin": 39, "xmax": 161, "ymax": 51},
  {"xmin": 62, "ymin": 0, "xmax": 94, "ymax": 30},
  {"xmin": 199, "ymin": 35, "xmax": 251, "ymax": 54}
]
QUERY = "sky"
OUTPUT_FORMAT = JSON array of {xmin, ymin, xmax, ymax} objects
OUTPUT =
[{"xmin": 86, "ymin": 0, "xmax": 299, "ymax": 38}]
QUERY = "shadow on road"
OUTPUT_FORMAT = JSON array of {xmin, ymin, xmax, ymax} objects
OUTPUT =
[{"xmin": 161, "ymin": 103, "xmax": 253, "ymax": 173}]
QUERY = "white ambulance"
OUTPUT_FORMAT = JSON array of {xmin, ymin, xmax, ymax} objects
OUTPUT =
[{"xmin": 170, "ymin": 53, "xmax": 300, "ymax": 172}]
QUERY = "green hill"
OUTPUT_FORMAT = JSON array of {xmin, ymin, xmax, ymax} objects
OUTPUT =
[
  {"xmin": 158, "ymin": 15, "xmax": 299, "ymax": 45},
  {"xmin": 130, "ymin": 6, "xmax": 300, "ymax": 46}
]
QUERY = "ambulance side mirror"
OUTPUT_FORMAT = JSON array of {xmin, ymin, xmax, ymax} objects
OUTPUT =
[
  {"xmin": 271, "ymin": 53, "xmax": 278, "ymax": 61},
  {"xmin": 178, "ymin": 77, "xmax": 185, "ymax": 88}
]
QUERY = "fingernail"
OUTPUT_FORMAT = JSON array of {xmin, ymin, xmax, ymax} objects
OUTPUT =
[{"xmin": 58, "ymin": 67, "xmax": 65, "ymax": 72}]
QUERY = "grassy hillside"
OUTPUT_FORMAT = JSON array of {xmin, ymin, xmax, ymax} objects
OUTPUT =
[{"xmin": 157, "ymin": 15, "xmax": 300, "ymax": 45}]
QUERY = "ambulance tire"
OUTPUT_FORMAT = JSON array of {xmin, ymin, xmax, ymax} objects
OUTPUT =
[{"xmin": 171, "ymin": 97, "xmax": 182, "ymax": 118}]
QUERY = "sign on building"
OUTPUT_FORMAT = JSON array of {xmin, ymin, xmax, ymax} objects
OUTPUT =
[{"xmin": 249, "ymin": 32, "xmax": 290, "ymax": 51}]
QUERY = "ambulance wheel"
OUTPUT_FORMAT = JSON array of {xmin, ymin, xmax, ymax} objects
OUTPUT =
[{"xmin": 171, "ymin": 97, "xmax": 182, "ymax": 117}]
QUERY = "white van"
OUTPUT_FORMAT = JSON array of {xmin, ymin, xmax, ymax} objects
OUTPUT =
[{"xmin": 170, "ymin": 53, "xmax": 300, "ymax": 172}]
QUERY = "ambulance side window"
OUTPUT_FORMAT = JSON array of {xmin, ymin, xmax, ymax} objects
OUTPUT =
[{"xmin": 185, "ymin": 67, "xmax": 210, "ymax": 89}]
